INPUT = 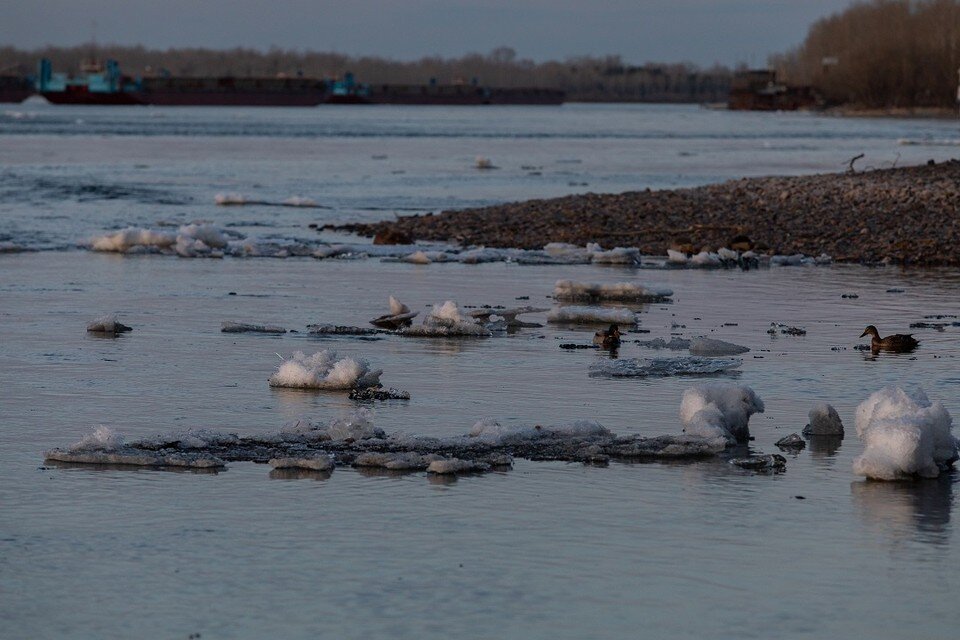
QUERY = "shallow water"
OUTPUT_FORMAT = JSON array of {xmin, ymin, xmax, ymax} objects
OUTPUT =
[{"xmin": 3, "ymin": 103, "xmax": 960, "ymax": 638}]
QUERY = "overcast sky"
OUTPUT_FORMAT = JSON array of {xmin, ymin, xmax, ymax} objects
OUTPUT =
[{"xmin": 1, "ymin": 0, "xmax": 855, "ymax": 67}]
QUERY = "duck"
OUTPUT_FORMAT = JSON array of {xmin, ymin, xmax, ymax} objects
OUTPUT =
[
  {"xmin": 859, "ymin": 325, "xmax": 919, "ymax": 352},
  {"xmin": 593, "ymin": 323, "xmax": 622, "ymax": 349}
]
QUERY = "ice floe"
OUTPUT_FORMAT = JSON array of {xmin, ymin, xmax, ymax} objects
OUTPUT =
[
  {"xmin": 635, "ymin": 337, "xmax": 691, "ymax": 350},
  {"xmin": 590, "ymin": 356, "xmax": 742, "ymax": 378},
  {"xmin": 853, "ymin": 387, "xmax": 959, "ymax": 480},
  {"xmin": 467, "ymin": 306, "xmax": 545, "ymax": 328},
  {"xmin": 546, "ymin": 305, "xmax": 637, "ymax": 325},
  {"xmin": 730, "ymin": 454, "xmax": 786, "ymax": 471},
  {"xmin": 307, "ymin": 324, "xmax": 381, "ymax": 336},
  {"xmin": 348, "ymin": 387, "xmax": 411, "ymax": 401},
  {"xmin": 803, "ymin": 404, "xmax": 844, "ymax": 436},
  {"xmin": 221, "ymin": 321, "xmax": 287, "ymax": 334},
  {"xmin": 400, "ymin": 301, "xmax": 491, "ymax": 337},
  {"xmin": 370, "ymin": 296, "xmax": 419, "ymax": 329},
  {"xmin": 553, "ymin": 279, "xmax": 673, "ymax": 302},
  {"xmin": 679, "ymin": 383, "xmax": 765, "ymax": 444},
  {"xmin": 87, "ymin": 314, "xmax": 133, "ymax": 334},
  {"xmin": 268, "ymin": 350, "xmax": 383, "ymax": 390},
  {"xmin": 269, "ymin": 455, "xmax": 334, "ymax": 472},
  {"xmin": 44, "ymin": 425, "xmax": 225, "ymax": 469},
  {"xmin": 688, "ymin": 337, "xmax": 750, "ymax": 356},
  {"xmin": 775, "ymin": 433, "xmax": 806, "ymax": 450}
]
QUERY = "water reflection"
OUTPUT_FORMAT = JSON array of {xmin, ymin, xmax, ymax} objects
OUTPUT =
[
  {"xmin": 806, "ymin": 435, "xmax": 844, "ymax": 459},
  {"xmin": 851, "ymin": 475, "xmax": 954, "ymax": 546},
  {"xmin": 268, "ymin": 468, "xmax": 332, "ymax": 481}
]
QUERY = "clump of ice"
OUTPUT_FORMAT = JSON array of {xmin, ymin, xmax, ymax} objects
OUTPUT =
[
  {"xmin": 467, "ymin": 418, "xmax": 610, "ymax": 445},
  {"xmin": 458, "ymin": 247, "xmax": 507, "ymax": 264},
  {"xmin": 853, "ymin": 387, "xmax": 958, "ymax": 480},
  {"xmin": 589, "ymin": 246, "xmax": 641, "ymax": 265},
  {"xmin": 688, "ymin": 337, "xmax": 750, "ymax": 356},
  {"xmin": 546, "ymin": 305, "xmax": 637, "ymax": 325},
  {"xmin": 279, "ymin": 409, "xmax": 385, "ymax": 442},
  {"xmin": 179, "ymin": 223, "xmax": 228, "ymax": 248},
  {"xmin": 636, "ymin": 337, "xmax": 691, "ymax": 350},
  {"xmin": 667, "ymin": 249, "xmax": 688, "ymax": 264},
  {"xmin": 215, "ymin": 193, "xmax": 247, "ymax": 205},
  {"xmin": 87, "ymin": 314, "xmax": 132, "ymax": 334},
  {"xmin": 69, "ymin": 425, "xmax": 124, "ymax": 452},
  {"xmin": 803, "ymin": 404, "xmax": 844, "ymax": 435},
  {"xmin": 428, "ymin": 458, "xmax": 490, "ymax": 474},
  {"xmin": 679, "ymin": 384, "xmax": 765, "ymax": 444},
  {"xmin": 591, "ymin": 356, "xmax": 742, "ymax": 378},
  {"xmin": 691, "ymin": 251, "xmax": 721, "ymax": 267},
  {"xmin": 282, "ymin": 196, "xmax": 319, "ymax": 207},
  {"xmin": 389, "ymin": 296, "xmax": 409, "ymax": 316},
  {"xmin": 401, "ymin": 301, "xmax": 491, "ymax": 337},
  {"xmin": 268, "ymin": 350, "xmax": 382, "ymax": 390},
  {"xmin": 553, "ymin": 280, "xmax": 673, "ymax": 302},
  {"xmin": 269, "ymin": 455, "xmax": 334, "ymax": 471},
  {"xmin": 90, "ymin": 227, "xmax": 176, "ymax": 253},
  {"xmin": 354, "ymin": 452, "xmax": 442, "ymax": 470},
  {"xmin": 45, "ymin": 449, "xmax": 225, "ymax": 468},
  {"xmin": 221, "ymin": 321, "xmax": 287, "ymax": 334}
]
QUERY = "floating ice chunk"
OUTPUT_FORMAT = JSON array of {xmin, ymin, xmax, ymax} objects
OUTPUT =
[
  {"xmin": 590, "ymin": 246, "xmax": 641, "ymax": 265},
  {"xmin": 775, "ymin": 433, "xmax": 806, "ymax": 450},
  {"xmin": 543, "ymin": 243, "xmax": 593, "ymax": 262},
  {"xmin": 134, "ymin": 429, "xmax": 240, "ymax": 450},
  {"xmin": 307, "ymin": 324, "xmax": 380, "ymax": 336},
  {"xmin": 282, "ymin": 196, "xmax": 319, "ymax": 207},
  {"xmin": 354, "ymin": 452, "xmax": 441, "ymax": 470},
  {"xmin": 803, "ymin": 404, "xmax": 844, "ymax": 436},
  {"xmin": 591, "ymin": 356, "xmax": 742, "ymax": 378},
  {"xmin": 553, "ymin": 280, "xmax": 672, "ymax": 302},
  {"xmin": 389, "ymin": 296, "xmax": 409, "ymax": 316},
  {"xmin": 680, "ymin": 383, "xmax": 765, "ymax": 444},
  {"xmin": 690, "ymin": 251, "xmax": 721, "ymax": 267},
  {"xmin": 90, "ymin": 227, "xmax": 176, "ymax": 253},
  {"xmin": 730, "ymin": 454, "xmax": 786, "ymax": 471},
  {"xmin": 428, "ymin": 458, "xmax": 490, "ymax": 474},
  {"xmin": 688, "ymin": 336, "xmax": 750, "ymax": 356},
  {"xmin": 221, "ymin": 321, "xmax": 287, "ymax": 334},
  {"xmin": 770, "ymin": 254, "xmax": 806, "ymax": 266},
  {"xmin": 215, "ymin": 193, "xmax": 247, "ymax": 205},
  {"xmin": 45, "ymin": 449, "xmax": 225, "ymax": 468},
  {"xmin": 635, "ymin": 337, "xmax": 691, "ymax": 350},
  {"xmin": 268, "ymin": 350, "xmax": 382, "ymax": 390},
  {"xmin": 466, "ymin": 418, "xmax": 610, "ymax": 445},
  {"xmin": 401, "ymin": 301, "xmax": 491, "ymax": 337},
  {"xmin": 69, "ymin": 425, "xmax": 124, "ymax": 452},
  {"xmin": 326, "ymin": 409, "xmax": 384, "ymax": 441},
  {"xmin": 370, "ymin": 296, "xmax": 419, "ymax": 329},
  {"xmin": 178, "ymin": 223, "xmax": 227, "ymax": 248},
  {"xmin": 853, "ymin": 387, "xmax": 958, "ymax": 480},
  {"xmin": 349, "ymin": 387, "xmax": 411, "ymax": 401},
  {"xmin": 546, "ymin": 305, "xmax": 636, "ymax": 325},
  {"xmin": 87, "ymin": 314, "xmax": 132, "ymax": 334},
  {"xmin": 403, "ymin": 250, "xmax": 433, "ymax": 264},
  {"xmin": 667, "ymin": 249, "xmax": 689, "ymax": 264},
  {"xmin": 457, "ymin": 247, "xmax": 506, "ymax": 264},
  {"xmin": 717, "ymin": 247, "xmax": 739, "ymax": 262},
  {"xmin": 269, "ymin": 455, "xmax": 334, "ymax": 471}
]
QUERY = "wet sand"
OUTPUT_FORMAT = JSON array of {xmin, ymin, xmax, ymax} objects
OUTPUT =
[{"xmin": 338, "ymin": 161, "xmax": 960, "ymax": 265}]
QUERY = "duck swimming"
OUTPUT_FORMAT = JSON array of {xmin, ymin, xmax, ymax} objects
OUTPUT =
[
  {"xmin": 859, "ymin": 325, "xmax": 919, "ymax": 352},
  {"xmin": 593, "ymin": 323, "xmax": 622, "ymax": 349}
]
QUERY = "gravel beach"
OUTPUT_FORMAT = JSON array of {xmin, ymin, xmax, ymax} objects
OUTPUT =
[{"xmin": 338, "ymin": 161, "xmax": 960, "ymax": 265}]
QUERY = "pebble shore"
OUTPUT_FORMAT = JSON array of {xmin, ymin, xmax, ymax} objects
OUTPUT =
[{"xmin": 337, "ymin": 161, "xmax": 960, "ymax": 266}]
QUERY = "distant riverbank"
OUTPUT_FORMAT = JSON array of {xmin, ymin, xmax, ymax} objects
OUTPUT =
[{"xmin": 338, "ymin": 161, "xmax": 960, "ymax": 266}]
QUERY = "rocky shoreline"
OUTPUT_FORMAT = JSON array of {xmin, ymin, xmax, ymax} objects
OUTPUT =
[{"xmin": 335, "ymin": 161, "xmax": 960, "ymax": 266}]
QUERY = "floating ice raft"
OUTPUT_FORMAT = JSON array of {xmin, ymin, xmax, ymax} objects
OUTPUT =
[
  {"xmin": 221, "ymin": 321, "xmax": 287, "ymax": 334},
  {"xmin": 268, "ymin": 350, "xmax": 383, "ymax": 390},
  {"xmin": 400, "ymin": 301, "xmax": 492, "ymax": 337},
  {"xmin": 547, "ymin": 305, "xmax": 637, "ymax": 325},
  {"xmin": 553, "ymin": 279, "xmax": 673, "ymax": 302}
]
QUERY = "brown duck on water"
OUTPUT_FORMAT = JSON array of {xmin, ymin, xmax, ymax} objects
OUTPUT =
[
  {"xmin": 859, "ymin": 325, "xmax": 919, "ymax": 352},
  {"xmin": 593, "ymin": 323, "xmax": 622, "ymax": 349}
]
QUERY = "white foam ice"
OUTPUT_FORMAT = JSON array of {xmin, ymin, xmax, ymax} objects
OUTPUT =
[
  {"xmin": 215, "ymin": 193, "xmax": 247, "ymax": 205},
  {"xmin": 90, "ymin": 227, "xmax": 176, "ymax": 253},
  {"xmin": 688, "ymin": 337, "xmax": 750, "ymax": 356},
  {"xmin": 69, "ymin": 425, "xmax": 124, "ymax": 452},
  {"xmin": 667, "ymin": 249, "xmax": 688, "ymax": 264},
  {"xmin": 589, "ymin": 246, "xmax": 641, "ymax": 265},
  {"xmin": 546, "ymin": 305, "xmax": 637, "ymax": 324},
  {"xmin": 553, "ymin": 279, "xmax": 673, "ymax": 301},
  {"xmin": 389, "ymin": 296, "xmax": 410, "ymax": 316},
  {"xmin": 279, "ymin": 409, "xmax": 385, "ymax": 442},
  {"xmin": 400, "ymin": 301, "xmax": 491, "ymax": 337},
  {"xmin": 853, "ymin": 387, "xmax": 959, "ymax": 480},
  {"xmin": 804, "ymin": 404, "xmax": 844, "ymax": 435},
  {"xmin": 679, "ymin": 383, "xmax": 765, "ymax": 444},
  {"xmin": 282, "ymin": 196, "xmax": 319, "ymax": 207},
  {"xmin": 690, "ymin": 251, "xmax": 722, "ymax": 267},
  {"xmin": 590, "ymin": 356, "xmax": 742, "ymax": 378},
  {"xmin": 268, "ymin": 350, "xmax": 383, "ymax": 390}
]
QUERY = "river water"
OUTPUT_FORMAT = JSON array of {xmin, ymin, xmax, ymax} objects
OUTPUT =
[{"xmin": 2, "ymin": 102, "xmax": 960, "ymax": 638}]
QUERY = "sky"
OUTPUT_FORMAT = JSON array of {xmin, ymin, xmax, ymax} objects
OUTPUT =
[{"xmin": 1, "ymin": 0, "xmax": 856, "ymax": 67}]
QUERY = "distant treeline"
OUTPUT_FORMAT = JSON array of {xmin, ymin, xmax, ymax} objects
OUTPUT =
[
  {"xmin": 0, "ymin": 45, "xmax": 733, "ymax": 103},
  {"xmin": 773, "ymin": 0, "xmax": 960, "ymax": 108}
]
